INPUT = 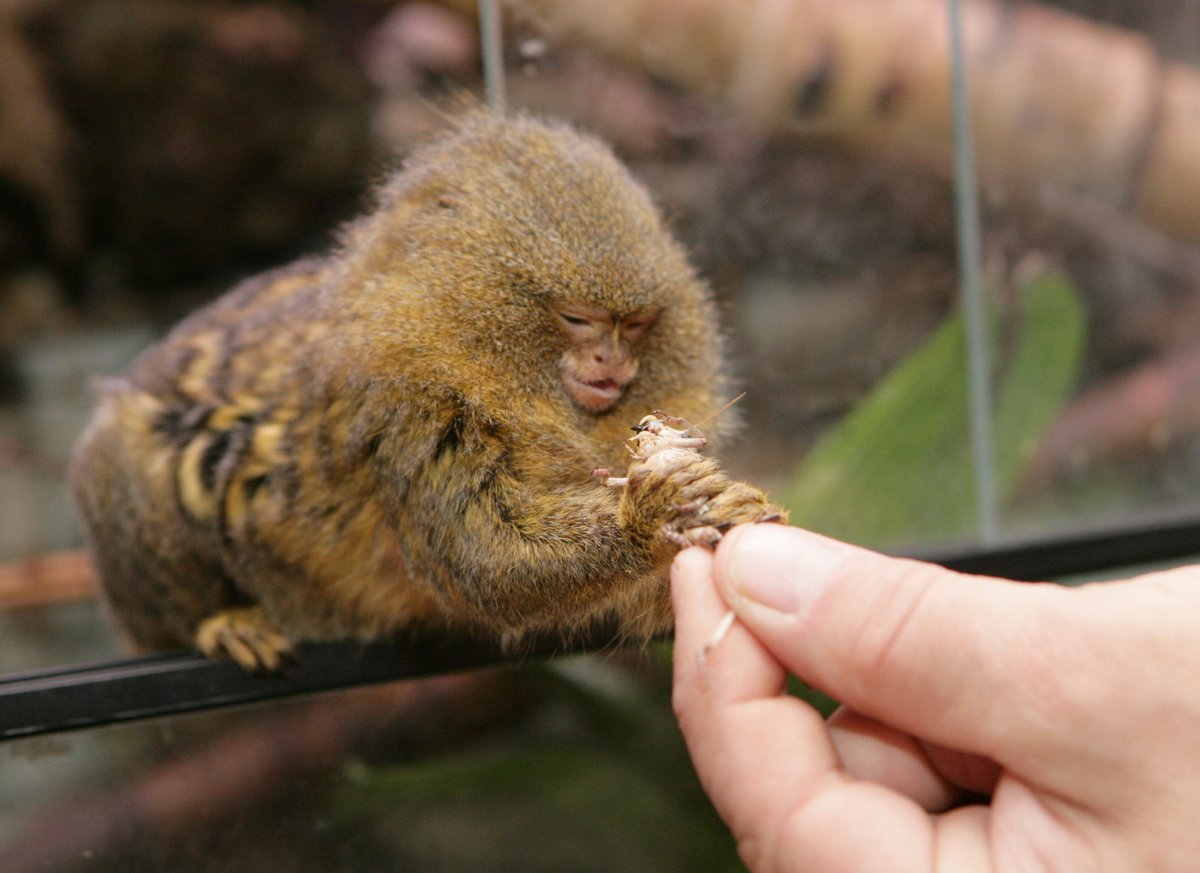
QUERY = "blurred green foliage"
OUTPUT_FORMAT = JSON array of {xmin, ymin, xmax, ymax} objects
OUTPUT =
[{"xmin": 782, "ymin": 271, "xmax": 1085, "ymax": 547}]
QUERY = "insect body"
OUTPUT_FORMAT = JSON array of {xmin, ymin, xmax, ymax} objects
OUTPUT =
[{"xmin": 595, "ymin": 411, "xmax": 783, "ymax": 549}]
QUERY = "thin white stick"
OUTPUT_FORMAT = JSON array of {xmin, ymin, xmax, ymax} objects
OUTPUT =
[
  {"xmin": 706, "ymin": 609, "xmax": 736, "ymax": 651},
  {"xmin": 695, "ymin": 609, "xmax": 737, "ymax": 680}
]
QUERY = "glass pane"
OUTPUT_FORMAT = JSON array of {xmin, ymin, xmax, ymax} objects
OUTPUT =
[
  {"xmin": 4, "ymin": 2, "xmax": 1200, "ymax": 868},
  {"xmin": 3, "ymin": 2, "xmax": 1199, "ymax": 654},
  {"xmin": 0, "ymin": 600, "xmax": 119, "ymax": 674},
  {"xmin": 0, "ymin": 657, "xmax": 737, "ymax": 872}
]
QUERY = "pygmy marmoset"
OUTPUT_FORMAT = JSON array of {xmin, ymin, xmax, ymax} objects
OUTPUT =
[{"xmin": 70, "ymin": 110, "xmax": 782, "ymax": 671}]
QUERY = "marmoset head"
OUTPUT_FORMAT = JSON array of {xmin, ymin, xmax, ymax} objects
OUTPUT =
[{"xmin": 339, "ymin": 109, "xmax": 726, "ymax": 423}]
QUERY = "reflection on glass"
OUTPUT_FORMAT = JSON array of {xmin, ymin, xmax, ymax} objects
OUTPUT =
[{"xmin": 0, "ymin": 658, "xmax": 739, "ymax": 873}]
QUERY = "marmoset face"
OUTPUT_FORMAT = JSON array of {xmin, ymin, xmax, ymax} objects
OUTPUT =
[{"xmin": 551, "ymin": 302, "xmax": 660, "ymax": 413}]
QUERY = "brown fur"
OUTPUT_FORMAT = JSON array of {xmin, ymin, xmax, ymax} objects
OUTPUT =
[{"xmin": 70, "ymin": 110, "xmax": 779, "ymax": 670}]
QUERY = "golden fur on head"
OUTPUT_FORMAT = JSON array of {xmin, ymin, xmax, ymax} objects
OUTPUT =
[{"xmin": 334, "ymin": 108, "xmax": 728, "ymax": 429}]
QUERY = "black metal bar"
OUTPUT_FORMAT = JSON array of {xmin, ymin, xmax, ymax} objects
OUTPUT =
[
  {"xmin": 913, "ymin": 508, "xmax": 1200, "ymax": 580},
  {"xmin": 0, "ymin": 637, "xmax": 512, "ymax": 741},
  {"xmin": 3, "ymin": 511, "xmax": 1200, "ymax": 742}
]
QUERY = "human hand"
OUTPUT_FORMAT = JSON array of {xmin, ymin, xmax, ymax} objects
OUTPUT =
[{"xmin": 671, "ymin": 523, "xmax": 1200, "ymax": 872}]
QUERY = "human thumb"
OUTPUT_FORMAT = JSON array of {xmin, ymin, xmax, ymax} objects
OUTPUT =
[{"xmin": 712, "ymin": 523, "xmax": 1072, "ymax": 755}]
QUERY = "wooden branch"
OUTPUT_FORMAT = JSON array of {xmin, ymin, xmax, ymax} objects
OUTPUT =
[
  {"xmin": 449, "ymin": 0, "xmax": 1200, "ymax": 247},
  {"xmin": 0, "ymin": 549, "xmax": 96, "ymax": 610}
]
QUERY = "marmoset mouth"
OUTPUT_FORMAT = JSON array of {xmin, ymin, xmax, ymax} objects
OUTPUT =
[{"xmin": 564, "ymin": 373, "xmax": 626, "ymax": 412}]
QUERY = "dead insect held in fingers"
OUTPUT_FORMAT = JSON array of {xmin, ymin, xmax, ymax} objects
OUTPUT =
[
  {"xmin": 596, "ymin": 405, "xmax": 787, "ymax": 550},
  {"xmin": 591, "ymin": 400, "xmax": 788, "ymax": 676}
]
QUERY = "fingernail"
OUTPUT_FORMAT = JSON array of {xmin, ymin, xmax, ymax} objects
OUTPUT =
[{"xmin": 721, "ymin": 525, "xmax": 851, "ymax": 614}]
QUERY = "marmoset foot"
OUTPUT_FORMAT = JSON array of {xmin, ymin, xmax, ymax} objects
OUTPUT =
[{"xmin": 195, "ymin": 606, "xmax": 295, "ymax": 674}]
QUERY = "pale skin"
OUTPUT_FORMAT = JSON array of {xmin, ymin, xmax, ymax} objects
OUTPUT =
[
  {"xmin": 552, "ymin": 302, "xmax": 659, "ymax": 413},
  {"xmin": 671, "ymin": 523, "xmax": 1200, "ymax": 872}
]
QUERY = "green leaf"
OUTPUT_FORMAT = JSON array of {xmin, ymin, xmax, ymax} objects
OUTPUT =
[
  {"xmin": 993, "ymin": 273, "xmax": 1086, "ymax": 487},
  {"xmin": 781, "ymin": 271, "xmax": 1085, "ymax": 547}
]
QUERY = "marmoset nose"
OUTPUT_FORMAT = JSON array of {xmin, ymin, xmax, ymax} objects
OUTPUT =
[{"xmin": 592, "ymin": 340, "xmax": 616, "ymax": 364}]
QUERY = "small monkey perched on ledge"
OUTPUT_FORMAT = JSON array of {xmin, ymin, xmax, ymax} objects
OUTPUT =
[{"xmin": 70, "ymin": 110, "xmax": 783, "ymax": 672}]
